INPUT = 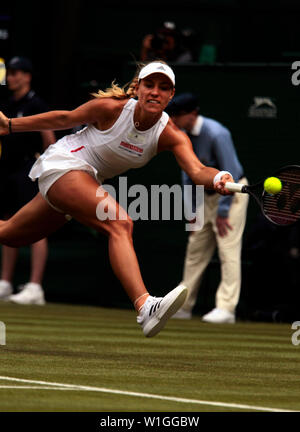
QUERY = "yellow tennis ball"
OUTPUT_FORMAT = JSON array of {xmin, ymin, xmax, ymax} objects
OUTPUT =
[{"xmin": 264, "ymin": 177, "xmax": 282, "ymax": 194}]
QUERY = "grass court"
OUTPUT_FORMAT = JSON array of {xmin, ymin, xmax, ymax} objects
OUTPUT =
[{"xmin": 0, "ymin": 301, "xmax": 299, "ymax": 412}]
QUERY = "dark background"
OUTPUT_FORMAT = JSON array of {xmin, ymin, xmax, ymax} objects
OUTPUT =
[{"xmin": 0, "ymin": 0, "xmax": 300, "ymax": 320}]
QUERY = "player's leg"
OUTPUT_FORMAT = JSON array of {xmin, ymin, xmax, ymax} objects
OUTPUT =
[
  {"xmin": 47, "ymin": 170, "xmax": 149, "ymax": 309},
  {"xmin": 0, "ymin": 193, "xmax": 68, "ymax": 247},
  {"xmin": 47, "ymin": 170, "xmax": 187, "ymax": 336}
]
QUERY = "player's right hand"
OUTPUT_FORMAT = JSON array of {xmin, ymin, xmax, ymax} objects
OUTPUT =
[
  {"xmin": 214, "ymin": 173, "xmax": 234, "ymax": 195},
  {"xmin": 0, "ymin": 111, "xmax": 9, "ymax": 135}
]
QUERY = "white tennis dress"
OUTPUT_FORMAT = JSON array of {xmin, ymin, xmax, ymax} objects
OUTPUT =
[{"xmin": 29, "ymin": 98, "xmax": 169, "ymax": 208}]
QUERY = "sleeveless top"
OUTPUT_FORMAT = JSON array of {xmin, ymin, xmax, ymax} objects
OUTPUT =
[{"xmin": 30, "ymin": 98, "xmax": 169, "ymax": 184}]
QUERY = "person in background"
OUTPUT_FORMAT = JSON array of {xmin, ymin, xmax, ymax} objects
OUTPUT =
[
  {"xmin": 140, "ymin": 22, "xmax": 180, "ymax": 63},
  {"xmin": 167, "ymin": 93, "xmax": 248, "ymax": 323},
  {"xmin": 0, "ymin": 56, "xmax": 56, "ymax": 305}
]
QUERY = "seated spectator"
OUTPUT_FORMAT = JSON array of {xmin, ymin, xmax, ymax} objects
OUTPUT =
[{"xmin": 140, "ymin": 22, "xmax": 180, "ymax": 63}]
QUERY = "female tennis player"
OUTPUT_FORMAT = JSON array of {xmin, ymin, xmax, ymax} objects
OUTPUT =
[{"xmin": 0, "ymin": 61, "xmax": 234, "ymax": 337}]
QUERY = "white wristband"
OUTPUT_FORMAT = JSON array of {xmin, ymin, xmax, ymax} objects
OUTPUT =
[{"xmin": 213, "ymin": 171, "xmax": 232, "ymax": 184}]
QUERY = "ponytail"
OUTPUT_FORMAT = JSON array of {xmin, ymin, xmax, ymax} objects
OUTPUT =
[{"xmin": 91, "ymin": 76, "xmax": 139, "ymax": 100}]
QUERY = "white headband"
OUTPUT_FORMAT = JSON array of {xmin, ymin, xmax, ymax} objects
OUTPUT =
[{"xmin": 138, "ymin": 62, "xmax": 175, "ymax": 86}]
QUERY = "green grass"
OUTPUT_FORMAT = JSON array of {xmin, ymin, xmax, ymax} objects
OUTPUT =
[{"xmin": 0, "ymin": 302, "xmax": 299, "ymax": 412}]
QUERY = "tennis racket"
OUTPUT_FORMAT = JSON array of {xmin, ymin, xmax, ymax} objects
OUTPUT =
[{"xmin": 225, "ymin": 165, "xmax": 300, "ymax": 226}]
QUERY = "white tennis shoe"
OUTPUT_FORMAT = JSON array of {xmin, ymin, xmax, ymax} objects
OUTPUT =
[
  {"xmin": 137, "ymin": 284, "xmax": 187, "ymax": 337},
  {"xmin": 0, "ymin": 280, "xmax": 13, "ymax": 300},
  {"xmin": 202, "ymin": 308, "xmax": 235, "ymax": 324},
  {"xmin": 9, "ymin": 283, "xmax": 46, "ymax": 305}
]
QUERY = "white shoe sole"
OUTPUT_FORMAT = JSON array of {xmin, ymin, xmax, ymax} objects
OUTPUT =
[
  {"xmin": 143, "ymin": 284, "xmax": 187, "ymax": 337},
  {"xmin": 9, "ymin": 297, "xmax": 46, "ymax": 306},
  {"xmin": 202, "ymin": 316, "xmax": 235, "ymax": 324}
]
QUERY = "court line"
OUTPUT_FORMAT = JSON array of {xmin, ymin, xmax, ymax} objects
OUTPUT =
[
  {"xmin": 0, "ymin": 375, "xmax": 297, "ymax": 412},
  {"xmin": 0, "ymin": 386, "xmax": 76, "ymax": 390}
]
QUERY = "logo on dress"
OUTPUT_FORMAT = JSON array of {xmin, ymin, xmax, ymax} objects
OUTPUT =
[
  {"xmin": 71, "ymin": 145, "xmax": 85, "ymax": 153},
  {"xmin": 119, "ymin": 141, "xmax": 143, "ymax": 156}
]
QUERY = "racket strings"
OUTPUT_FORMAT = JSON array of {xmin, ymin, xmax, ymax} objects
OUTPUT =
[{"xmin": 262, "ymin": 168, "xmax": 300, "ymax": 225}]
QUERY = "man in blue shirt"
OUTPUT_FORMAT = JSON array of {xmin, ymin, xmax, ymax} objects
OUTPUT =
[{"xmin": 166, "ymin": 93, "xmax": 248, "ymax": 323}]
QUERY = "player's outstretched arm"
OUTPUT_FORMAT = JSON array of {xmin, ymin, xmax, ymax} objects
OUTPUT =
[
  {"xmin": 0, "ymin": 98, "xmax": 107, "ymax": 135},
  {"xmin": 158, "ymin": 123, "xmax": 234, "ymax": 195}
]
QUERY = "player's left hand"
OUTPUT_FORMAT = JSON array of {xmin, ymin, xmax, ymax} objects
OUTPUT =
[{"xmin": 214, "ymin": 173, "xmax": 234, "ymax": 195}]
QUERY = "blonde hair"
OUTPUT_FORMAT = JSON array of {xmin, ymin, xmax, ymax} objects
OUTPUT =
[
  {"xmin": 91, "ymin": 77, "xmax": 139, "ymax": 100},
  {"xmin": 91, "ymin": 60, "xmax": 168, "ymax": 100}
]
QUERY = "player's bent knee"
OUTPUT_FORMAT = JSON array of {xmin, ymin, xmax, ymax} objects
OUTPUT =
[{"xmin": 107, "ymin": 217, "xmax": 134, "ymax": 238}]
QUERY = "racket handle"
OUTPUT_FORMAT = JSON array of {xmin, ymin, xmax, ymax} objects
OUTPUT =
[{"xmin": 225, "ymin": 182, "xmax": 245, "ymax": 192}]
